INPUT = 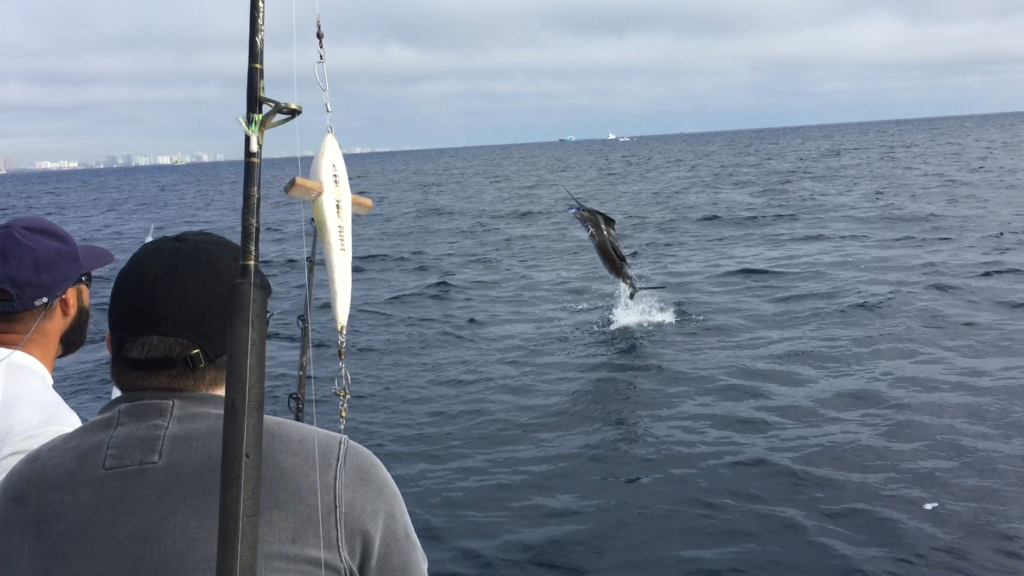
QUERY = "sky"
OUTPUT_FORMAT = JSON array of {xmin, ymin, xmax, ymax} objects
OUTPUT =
[{"xmin": 2, "ymin": 0, "xmax": 1024, "ymax": 165}]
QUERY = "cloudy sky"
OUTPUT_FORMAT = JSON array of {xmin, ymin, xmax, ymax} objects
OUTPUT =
[{"xmin": 2, "ymin": 0, "xmax": 1023, "ymax": 165}]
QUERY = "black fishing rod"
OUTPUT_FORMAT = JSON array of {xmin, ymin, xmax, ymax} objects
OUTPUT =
[
  {"xmin": 215, "ymin": 0, "xmax": 301, "ymax": 573},
  {"xmin": 289, "ymin": 220, "xmax": 318, "ymax": 423}
]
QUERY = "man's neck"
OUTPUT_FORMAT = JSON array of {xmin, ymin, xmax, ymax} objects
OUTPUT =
[{"xmin": 0, "ymin": 335, "xmax": 56, "ymax": 374}]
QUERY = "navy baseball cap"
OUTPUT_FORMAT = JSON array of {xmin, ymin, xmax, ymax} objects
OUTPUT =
[
  {"xmin": 108, "ymin": 231, "xmax": 271, "ymax": 368},
  {"xmin": 0, "ymin": 216, "xmax": 115, "ymax": 313}
]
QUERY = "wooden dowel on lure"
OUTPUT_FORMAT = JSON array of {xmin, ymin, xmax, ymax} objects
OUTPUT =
[{"xmin": 283, "ymin": 176, "xmax": 374, "ymax": 215}]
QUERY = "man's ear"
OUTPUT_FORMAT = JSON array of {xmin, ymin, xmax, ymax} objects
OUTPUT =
[
  {"xmin": 106, "ymin": 333, "xmax": 112, "ymax": 356},
  {"xmin": 57, "ymin": 286, "xmax": 78, "ymax": 321}
]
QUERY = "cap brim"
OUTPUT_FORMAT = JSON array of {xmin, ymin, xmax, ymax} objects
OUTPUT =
[{"xmin": 79, "ymin": 244, "xmax": 115, "ymax": 272}]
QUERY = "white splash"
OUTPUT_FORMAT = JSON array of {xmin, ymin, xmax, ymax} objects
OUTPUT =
[
  {"xmin": 609, "ymin": 284, "xmax": 676, "ymax": 329},
  {"xmin": 144, "ymin": 224, "xmax": 155, "ymax": 243},
  {"xmin": 923, "ymin": 502, "xmax": 938, "ymax": 510}
]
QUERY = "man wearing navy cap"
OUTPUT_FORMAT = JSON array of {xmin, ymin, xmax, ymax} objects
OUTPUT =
[{"xmin": 0, "ymin": 216, "xmax": 115, "ymax": 482}]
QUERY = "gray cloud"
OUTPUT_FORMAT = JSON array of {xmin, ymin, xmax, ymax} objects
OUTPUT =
[{"xmin": 3, "ymin": 0, "xmax": 1023, "ymax": 164}]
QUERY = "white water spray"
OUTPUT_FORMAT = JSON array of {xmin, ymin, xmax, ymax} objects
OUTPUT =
[{"xmin": 609, "ymin": 283, "xmax": 677, "ymax": 329}]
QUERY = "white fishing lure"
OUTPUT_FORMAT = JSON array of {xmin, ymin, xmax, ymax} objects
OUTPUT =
[
  {"xmin": 285, "ymin": 132, "xmax": 373, "ymax": 336},
  {"xmin": 309, "ymin": 131, "xmax": 353, "ymax": 335}
]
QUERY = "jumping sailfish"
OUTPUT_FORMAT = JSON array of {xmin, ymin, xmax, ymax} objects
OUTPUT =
[{"xmin": 563, "ymin": 185, "xmax": 666, "ymax": 300}]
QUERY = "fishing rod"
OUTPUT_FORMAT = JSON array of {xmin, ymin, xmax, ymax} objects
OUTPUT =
[
  {"xmin": 288, "ymin": 219, "xmax": 318, "ymax": 423},
  {"xmin": 215, "ymin": 0, "xmax": 302, "ymax": 573}
]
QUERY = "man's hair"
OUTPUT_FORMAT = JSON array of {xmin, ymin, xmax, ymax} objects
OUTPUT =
[
  {"xmin": 110, "ymin": 335, "xmax": 227, "ymax": 393},
  {"xmin": 0, "ymin": 289, "xmax": 50, "ymax": 331}
]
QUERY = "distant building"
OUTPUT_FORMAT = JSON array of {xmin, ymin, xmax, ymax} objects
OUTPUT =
[
  {"xmin": 107, "ymin": 154, "xmax": 120, "ymax": 167},
  {"xmin": 33, "ymin": 160, "xmax": 78, "ymax": 170},
  {"xmin": 124, "ymin": 153, "xmax": 135, "ymax": 167},
  {"xmin": 2, "ymin": 157, "xmax": 15, "ymax": 172}
]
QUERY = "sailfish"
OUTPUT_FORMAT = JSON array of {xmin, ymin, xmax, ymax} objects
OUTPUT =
[{"xmin": 563, "ymin": 185, "xmax": 666, "ymax": 300}]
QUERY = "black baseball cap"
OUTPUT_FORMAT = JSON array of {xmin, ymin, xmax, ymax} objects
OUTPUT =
[
  {"xmin": 0, "ymin": 216, "xmax": 114, "ymax": 313},
  {"xmin": 107, "ymin": 231, "xmax": 272, "ymax": 368}
]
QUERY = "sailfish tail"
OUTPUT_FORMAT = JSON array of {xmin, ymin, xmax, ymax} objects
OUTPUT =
[{"xmin": 628, "ymin": 286, "xmax": 667, "ymax": 300}]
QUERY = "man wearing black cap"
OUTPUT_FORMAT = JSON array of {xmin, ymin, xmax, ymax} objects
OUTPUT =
[
  {"xmin": 0, "ymin": 216, "xmax": 115, "ymax": 483},
  {"xmin": 0, "ymin": 231, "xmax": 428, "ymax": 576}
]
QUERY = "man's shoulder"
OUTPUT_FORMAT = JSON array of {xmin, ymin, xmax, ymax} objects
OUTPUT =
[
  {"xmin": 0, "ymin": 354, "xmax": 82, "ymax": 474},
  {"xmin": 263, "ymin": 415, "xmax": 363, "ymax": 451},
  {"xmin": 0, "ymin": 410, "xmax": 98, "ymax": 496},
  {"xmin": 0, "ymin": 352, "xmax": 76, "ymax": 419},
  {"xmin": 0, "ymin": 382, "xmax": 81, "ymax": 431},
  {"xmin": 262, "ymin": 416, "xmax": 390, "ymax": 475},
  {"xmin": 263, "ymin": 413, "xmax": 343, "ymax": 440}
]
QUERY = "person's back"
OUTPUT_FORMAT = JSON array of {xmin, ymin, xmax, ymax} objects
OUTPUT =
[
  {"xmin": 0, "ymin": 390, "xmax": 425, "ymax": 575},
  {"xmin": 0, "ymin": 230, "xmax": 427, "ymax": 575}
]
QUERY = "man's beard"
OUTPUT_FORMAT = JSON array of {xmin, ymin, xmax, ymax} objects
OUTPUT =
[{"xmin": 57, "ymin": 291, "xmax": 90, "ymax": 359}]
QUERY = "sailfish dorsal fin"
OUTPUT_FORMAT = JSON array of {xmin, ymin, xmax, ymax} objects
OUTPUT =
[{"xmin": 591, "ymin": 209, "xmax": 617, "ymax": 231}]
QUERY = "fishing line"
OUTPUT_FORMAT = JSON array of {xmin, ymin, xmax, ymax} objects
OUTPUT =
[
  {"xmin": 306, "ymin": 0, "xmax": 351, "ymax": 434},
  {"xmin": 313, "ymin": 19, "xmax": 352, "ymax": 565},
  {"xmin": 307, "ymin": 4, "xmax": 353, "ymax": 569},
  {"xmin": 312, "ymin": 0, "xmax": 332, "ymax": 133},
  {"xmin": 235, "ymin": 123, "xmax": 260, "ymax": 576},
  {"xmin": 292, "ymin": 0, "xmax": 327, "ymax": 573},
  {"xmin": 0, "ymin": 301, "xmax": 54, "ymax": 364},
  {"xmin": 302, "ymin": 209, "xmax": 327, "ymax": 576},
  {"xmin": 291, "ymin": 0, "xmax": 303, "ymax": 177},
  {"xmin": 301, "ymin": 208, "xmax": 327, "ymax": 576}
]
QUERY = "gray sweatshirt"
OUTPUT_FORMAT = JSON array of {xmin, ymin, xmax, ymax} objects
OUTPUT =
[{"xmin": 0, "ymin": 391, "xmax": 429, "ymax": 576}]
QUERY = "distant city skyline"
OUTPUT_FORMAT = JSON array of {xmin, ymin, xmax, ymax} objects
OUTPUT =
[
  {"xmin": 0, "ymin": 144, "xmax": 432, "ymax": 171},
  {"xmin": 1, "ymin": 150, "xmax": 227, "ymax": 172}
]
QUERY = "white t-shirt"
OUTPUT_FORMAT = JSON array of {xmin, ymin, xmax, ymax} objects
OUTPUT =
[{"xmin": 0, "ymin": 348, "xmax": 82, "ymax": 483}]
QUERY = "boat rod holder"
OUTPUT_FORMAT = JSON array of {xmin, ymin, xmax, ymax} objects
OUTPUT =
[{"xmin": 259, "ymin": 96, "xmax": 303, "ymax": 132}]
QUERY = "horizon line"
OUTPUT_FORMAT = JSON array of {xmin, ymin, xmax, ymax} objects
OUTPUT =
[{"xmin": 4, "ymin": 108, "xmax": 1021, "ymax": 169}]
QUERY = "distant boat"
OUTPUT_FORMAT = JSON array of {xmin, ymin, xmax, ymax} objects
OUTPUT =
[
  {"xmin": 607, "ymin": 133, "xmax": 616, "ymax": 140},
  {"xmin": 559, "ymin": 136, "xmax": 576, "ymax": 142}
]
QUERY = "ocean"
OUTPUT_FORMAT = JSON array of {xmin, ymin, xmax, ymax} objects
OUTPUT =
[{"xmin": 2, "ymin": 111, "xmax": 1024, "ymax": 575}]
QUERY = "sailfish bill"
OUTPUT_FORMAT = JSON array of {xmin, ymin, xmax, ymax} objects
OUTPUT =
[{"xmin": 562, "ymin": 185, "xmax": 666, "ymax": 300}]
